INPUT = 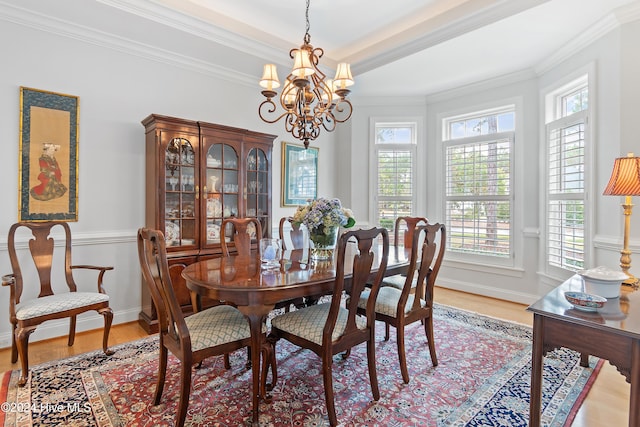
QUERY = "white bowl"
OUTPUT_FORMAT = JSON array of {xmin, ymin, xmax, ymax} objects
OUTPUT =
[{"xmin": 578, "ymin": 266, "xmax": 628, "ymax": 299}]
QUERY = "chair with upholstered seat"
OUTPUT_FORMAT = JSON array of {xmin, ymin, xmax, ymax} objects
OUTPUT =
[
  {"xmin": 268, "ymin": 227, "xmax": 389, "ymax": 427},
  {"xmin": 219, "ymin": 217, "xmax": 273, "ymax": 370},
  {"xmin": 381, "ymin": 216, "xmax": 428, "ymax": 290},
  {"xmin": 279, "ymin": 216, "xmax": 308, "ymax": 251},
  {"xmin": 189, "ymin": 217, "xmax": 262, "ymax": 314},
  {"xmin": 206, "ymin": 217, "xmax": 262, "ymax": 311},
  {"xmin": 137, "ymin": 228, "xmax": 254, "ymax": 427},
  {"xmin": 277, "ymin": 217, "xmax": 309, "ymax": 311},
  {"xmin": 2, "ymin": 221, "xmax": 114, "ymax": 387},
  {"xmin": 358, "ymin": 223, "xmax": 445, "ymax": 383},
  {"xmin": 220, "ymin": 217, "xmax": 263, "ymax": 257}
]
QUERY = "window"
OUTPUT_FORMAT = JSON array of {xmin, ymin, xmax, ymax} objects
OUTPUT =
[
  {"xmin": 443, "ymin": 107, "xmax": 515, "ymax": 260},
  {"xmin": 373, "ymin": 122, "xmax": 417, "ymax": 240},
  {"xmin": 545, "ymin": 75, "xmax": 589, "ymax": 272}
]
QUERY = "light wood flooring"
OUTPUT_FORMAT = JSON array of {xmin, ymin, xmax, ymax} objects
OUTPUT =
[{"xmin": 0, "ymin": 287, "xmax": 629, "ymax": 426}]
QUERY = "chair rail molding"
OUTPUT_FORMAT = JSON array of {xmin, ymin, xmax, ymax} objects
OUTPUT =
[
  {"xmin": 0, "ymin": 229, "xmax": 137, "ymax": 252},
  {"xmin": 594, "ymin": 233, "xmax": 640, "ymax": 252}
]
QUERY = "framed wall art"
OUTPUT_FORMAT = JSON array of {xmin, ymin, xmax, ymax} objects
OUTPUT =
[
  {"xmin": 281, "ymin": 141, "xmax": 318, "ymax": 206},
  {"xmin": 18, "ymin": 87, "xmax": 79, "ymax": 221}
]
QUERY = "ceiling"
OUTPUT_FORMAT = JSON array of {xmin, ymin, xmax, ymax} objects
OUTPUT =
[
  {"xmin": 10, "ymin": 0, "xmax": 639, "ymax": 98},
  {"xmin": 138, "ymin": 0, "xmax": 640, "ymax": 97}
]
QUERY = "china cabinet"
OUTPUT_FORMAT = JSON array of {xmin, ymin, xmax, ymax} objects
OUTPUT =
[{"xmin": 139, "ymin": 114, "xmax": 276, "ymax": 332}]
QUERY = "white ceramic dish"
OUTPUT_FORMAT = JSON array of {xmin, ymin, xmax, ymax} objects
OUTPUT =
[
  {"xmin": 564, "ymin": 291, "xmax": 606, "ymax": 312},
  {"xmin": 207, "ymin": 224, "xmax": 220, "ymax": 241},
  {"xmin": 578, "ymin": 266, "xmax": 628, "ymax": 298},
  {"xmin": 165, "ymin": 222, "xmax": 179, "ymax": 242}
]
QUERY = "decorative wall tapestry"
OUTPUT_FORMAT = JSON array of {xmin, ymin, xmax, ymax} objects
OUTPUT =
[{"xmin": 19, "ymin": 87, "xmax": 79, "ymax": 221}]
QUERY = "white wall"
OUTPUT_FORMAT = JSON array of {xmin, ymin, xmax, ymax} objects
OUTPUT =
[
  {"xmin": 347, "ymin": 21, "xmax": 640, "ymax": 305},
  {"xmin": 0, "ymin": 5, "xmax": 339, "ymax": 347}
]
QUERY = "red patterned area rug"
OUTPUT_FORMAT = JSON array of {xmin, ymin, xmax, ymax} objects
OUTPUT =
[{"xmin": 1, "ymin": 304, "xmax": 602, "ymax": 426}]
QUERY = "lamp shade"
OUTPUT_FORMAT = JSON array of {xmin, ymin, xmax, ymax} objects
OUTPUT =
[
  {"xmin": 292, "ymin": 49, "xmax": 315, "ymax": 78},
  {"xmin": 603, "ymin": 152, "xmax": 640, "ymax": 196},
  {"xmin": 282, "ymin": 79, "xmax": 298, "ymax": 107},
  {"xmin": 259, "ymin": 64, "xmax": 280, "ymax": 90},
  {"xmin": 333, "ymin": 63, "xmax": 354, "ymax": 89},
  {"xmin": 320, "ymin": 78, "xmax": 336, "ymax": 104}
]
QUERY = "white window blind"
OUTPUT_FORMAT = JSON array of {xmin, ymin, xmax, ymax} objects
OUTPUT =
[
  {"xmin": 442, "ymin": 106, "xmax": 515, "ymax": 260},
  {"xmin": 377, "ymin": 149, "xmax": 413, "ymax": 221},
  {"xmin": 546, "ymin": 114, "xmax": 586, "ymax": 270},
  {"xmin": 373, "ymin": 122, "xmax": 417, "ymax": 239},
  {"xmin": 445, "ymin": 136, "xmax": 512, "ymax": 257}
]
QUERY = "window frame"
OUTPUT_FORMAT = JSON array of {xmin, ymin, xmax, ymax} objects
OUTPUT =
[
  {"xmin": 369, "ymin": 119, "xmax": 419, "ymax": 236},
  {"xmin": 541, "ymin": 70, "xmax": 593, "ymax": 279},
  {"xmin": 438, "ymin": 102, "xmax": 521, "ymax": 269}
]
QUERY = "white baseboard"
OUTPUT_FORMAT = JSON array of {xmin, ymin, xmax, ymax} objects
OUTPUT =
[{"xmin": 436, "ymin": 279, "xmax": 540, "ymax": 306}]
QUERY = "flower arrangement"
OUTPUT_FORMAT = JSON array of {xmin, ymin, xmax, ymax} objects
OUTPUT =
[
  {"xmin": 292, "ymin": 197, "xmax": 355, "ymax": 233},
  {"xmin": 292, "ymin": 197, "xmax": 355, "ymax": 258}
]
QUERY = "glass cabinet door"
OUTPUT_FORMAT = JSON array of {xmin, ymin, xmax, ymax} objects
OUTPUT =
[
  {"xmin": 204, "ymin": 143, "xmax": 239, "ymax": 245},
  {"xmin": 246, "ymin": 147, "xmax": 268, "ymax": 238},
  {"xmin": 164, "ymin": 137, "xmax": 196, "ymax": 247}
]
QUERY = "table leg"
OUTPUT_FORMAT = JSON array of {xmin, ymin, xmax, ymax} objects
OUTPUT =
[
  {"xmin": 579, "ymin": 353, "xmax": 589, "ymax": 367},
  {"xmin": 630, "ymin": 339, "xmax": 640, "ymax": 427},
  {"xmin": 529, "ymin": 314, "xmax": 544, "ymax": 427},
  {"xmin": 237, "ymin": 305, "xmax": 272, "ymax": 427}
]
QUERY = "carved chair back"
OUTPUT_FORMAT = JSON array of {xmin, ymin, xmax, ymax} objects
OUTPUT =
[{"xmin": 220, "ymin": 217, "xmax": 263, "ymax": 257}]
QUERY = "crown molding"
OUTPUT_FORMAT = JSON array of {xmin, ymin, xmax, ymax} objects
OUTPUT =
[
  {"xmin": 616, "ymin": 0, "xmax": 640, "ymax": 23},
  {"xmin": 0, "ymin": 0, "xmax": 258, "ymax": 87},
  {"xmin": 351, "ymin": 0, "xmax": 550, "ymax": 75},
  {"xmin": 352, "ymin": 95, "xmax": 427, "ymax": 108},
  {"xmin": 535, "ymin": 2, "xmax": 640, "ymax": 75},
  {"xmin": 425, "ymin": 69, "xmax": 536, "ymax": 104},
  {"xmin": 96, "ymin": 0, "xmax": 293, "ymax": 67}
]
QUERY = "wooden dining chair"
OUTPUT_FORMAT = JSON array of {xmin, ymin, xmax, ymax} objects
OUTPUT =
[
  {"xmin": 276, "ymin": 217, "xmax": 309, "ymax": 311},
  {"xmin": 219, "ymin": 217, "xmax": 267, "ymax": 368},
  {"xmin": 220, "ymin": 217, "xmax": 263, "ymax": 257},
  {"xmin": 137, "ymin": 228, "xmax": 254, "ymax": 427},
  {"xmin": 2, "ymin": 221, "xmax": 114, "ymax": 387},
  {"xmin": 380, "ymin": 216, "xmax": 428, "ymax": 290},
  {"xmin": 358, "ymin": 223, "xmax": 445, "ymax": 383},
  {"xmin": 278, "ymin": 216, "xmax": 307, "ymax": 250},
  {"xmin": 268, "ymin": 227, "xmax": 389, "ymax": 427}
]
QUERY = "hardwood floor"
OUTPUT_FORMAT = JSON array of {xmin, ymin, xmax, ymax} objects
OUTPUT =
[
  {"xmin": 435, "ymin": 287, "xmax": 629, "ymax": 427},
  {"xmin": 0, "ymin": 287, "xmax": 629, "ymax": 426}
]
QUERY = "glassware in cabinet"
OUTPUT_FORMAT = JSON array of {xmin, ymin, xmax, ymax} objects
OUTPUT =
[
  {"xmin": 164, "ymin": 137, "xmax": 197, "ymax": 248},
  {"xmin": 142, "ymin": 113, "xmax": 276, "ymax": 333}
]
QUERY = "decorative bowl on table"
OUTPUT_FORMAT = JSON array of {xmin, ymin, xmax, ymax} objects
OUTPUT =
[
  {"xmin": 578, "ymin": 266, "xmax": 628, "ymax": 298},
  {"xmin": 564, "ymin": 291, "xmax": 606, "ymax": 312}
]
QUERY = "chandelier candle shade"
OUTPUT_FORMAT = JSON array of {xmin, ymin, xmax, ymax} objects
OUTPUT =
[
  {"xmin": 603, "ymin": 152, "xmax": 640, "ymax": 286},
  {"xmin": 258, "ymin": 0, "xmax": 354, "ymax": 149}
]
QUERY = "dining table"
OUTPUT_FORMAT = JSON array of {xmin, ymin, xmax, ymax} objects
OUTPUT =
[{"xmin": 182, "ymin": 244, "xmax": 412, "ymax": 426}]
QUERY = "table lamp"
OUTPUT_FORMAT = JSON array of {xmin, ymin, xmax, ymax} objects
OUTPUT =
[{"xmin": 603, "ymin": 152, "xmax": 640, "ymax": 286}]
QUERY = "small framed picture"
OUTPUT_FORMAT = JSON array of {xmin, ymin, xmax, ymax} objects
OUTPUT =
[
  {"xmin": 281, "ymin": 142, "xmax": 318, "ymax": 206},
  {"xmin": 18, "ymin": 87, "xmax": 79, "ymax": 221}
]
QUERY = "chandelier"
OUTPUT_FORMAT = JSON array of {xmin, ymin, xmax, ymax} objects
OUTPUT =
[{"xmin": 258, "ymin": 0, "xmax": 354, "ymax": 149}]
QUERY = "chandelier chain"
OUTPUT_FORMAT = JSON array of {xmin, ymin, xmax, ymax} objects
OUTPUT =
[{"xmin": 304, "ymin": 0, "xmax": 310, "ymax": 43}]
